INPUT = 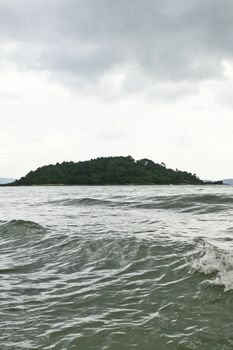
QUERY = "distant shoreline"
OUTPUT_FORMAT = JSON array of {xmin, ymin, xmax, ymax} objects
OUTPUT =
[{"xmin": 0, "ymin": 182, "xmax": 225, "ymax": 187}]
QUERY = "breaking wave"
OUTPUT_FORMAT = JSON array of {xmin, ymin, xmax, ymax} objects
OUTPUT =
[{"xmin": 191, "ymin": 241, "xmax": 233, "ymax": 291}]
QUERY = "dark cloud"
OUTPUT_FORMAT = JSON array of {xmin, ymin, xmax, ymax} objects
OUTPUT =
[{"xmin": 0, "ymin": 0, "xmax": 233, "ymax": 90}]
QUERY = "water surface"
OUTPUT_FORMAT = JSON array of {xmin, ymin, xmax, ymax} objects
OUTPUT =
[{"xmin": 1, "ymin": 185, "xmax": 233, "ymax": 349}]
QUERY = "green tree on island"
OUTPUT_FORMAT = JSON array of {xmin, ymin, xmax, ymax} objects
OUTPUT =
[{"xmin": 12, "ymin": 156, "xmax": 203, "ymax": 186}]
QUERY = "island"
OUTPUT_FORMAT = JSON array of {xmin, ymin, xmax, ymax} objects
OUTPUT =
[{"xmin": 7, "ymin": 156, "xmax": 204, "ymax": 186}]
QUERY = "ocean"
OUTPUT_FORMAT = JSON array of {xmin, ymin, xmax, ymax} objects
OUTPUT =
[{"xmin": 1, "ymin": 185, "xmax": 233, "ymax": 349}]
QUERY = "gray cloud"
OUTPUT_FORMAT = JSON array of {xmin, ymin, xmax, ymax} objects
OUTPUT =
[{"xmin": 0, "ymin": 0, "xmax": 233, "ymax": 91}]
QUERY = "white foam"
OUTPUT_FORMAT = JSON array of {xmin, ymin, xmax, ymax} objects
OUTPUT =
[
  {"xmin": 210, "ymin": 271, "xmax": 233, "ymax": 292},
  {"xmin": 191, "ymin": 242, "xmax": 233, "ymax": 291}
]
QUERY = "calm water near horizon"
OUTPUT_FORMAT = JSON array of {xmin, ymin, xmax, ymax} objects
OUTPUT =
[{"xmin": 1, "ymin": 185, "xmax": 233, "ymax": 349}]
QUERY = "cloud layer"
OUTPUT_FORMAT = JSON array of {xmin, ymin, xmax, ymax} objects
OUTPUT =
[
  {"xmin": 1, "ymin": 0, "xmax": 233, "ymax": 179},
  {"xmin": 1, "ymin": 0, "xmax": 233, "ymax": 89}
]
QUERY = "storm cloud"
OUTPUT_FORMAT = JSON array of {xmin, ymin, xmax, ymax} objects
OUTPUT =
[
  {"xmin": 0, "ymin": 0, "xmax": 233, "ymax": 90},
  {"xmin": 1, "ymin": 0, "xmax": 233, "ymax": 179}
]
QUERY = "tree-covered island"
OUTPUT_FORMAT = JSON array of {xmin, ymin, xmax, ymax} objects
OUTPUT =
[{"xmin": 10, "ymin": 156, "xmax": 204, "ymax": 185}]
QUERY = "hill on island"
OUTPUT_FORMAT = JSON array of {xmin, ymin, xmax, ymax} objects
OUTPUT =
[{"xmin": 11, "ymin": 156, "xmax": 203, "ymax": 186}]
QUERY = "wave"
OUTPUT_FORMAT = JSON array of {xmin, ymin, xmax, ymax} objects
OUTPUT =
[
  {"xmin": 46, "ymin": 193, "xmax": 233, "ymax": 214},
  {"xmin": 135, "ymin": 194, "xmax": 233, "ymax": 213},
  {"xmin": 46, "ymin": 194, "xmax": 233, "ymax": 209},
  {"xmin": 178, "ymin": 194, "xmax": 233, "ymax": 205},
  {"xmin": 0, "ymin": 219, "xmax": 45, "ymax": 236},
  {"xmin": 48, "ymin": 197, "xmax": 137, "ymax": 208},
  {"xmin": 191, "ymin": 242, "xmax": 233, "ymax": 291},
  {"xmin": 49, "ymin": 197, "xmax": 115, "ymax": 206}
]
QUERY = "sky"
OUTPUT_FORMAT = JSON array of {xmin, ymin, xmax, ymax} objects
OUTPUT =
[{"xmin": 1, "ymin": 0, "xmax": 233, "ymax": 180}]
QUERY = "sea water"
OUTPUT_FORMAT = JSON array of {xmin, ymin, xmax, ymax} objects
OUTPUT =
[{"xmin": 1, "ymin": 185, "xmax": 233, "ymax": 349}]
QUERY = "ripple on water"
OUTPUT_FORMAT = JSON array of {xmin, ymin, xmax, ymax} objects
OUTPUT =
[{"xmin": 1, "ymin": 186, "xmax": 233, "ymax": 349}]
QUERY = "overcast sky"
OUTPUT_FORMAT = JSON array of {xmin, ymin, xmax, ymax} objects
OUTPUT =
[{"xmin": 1, "ymin": 0, "xmax": 233, "ymax": 179}]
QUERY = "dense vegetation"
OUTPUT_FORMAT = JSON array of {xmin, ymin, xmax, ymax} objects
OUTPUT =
[{"xmin": 12, "ymin": 156, "xmax": 203, "ymax": 185}]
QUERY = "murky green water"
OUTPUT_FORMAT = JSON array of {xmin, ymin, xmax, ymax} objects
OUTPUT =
[{"xmin": 1, "ymin": 185, "xmax": 233, "ymax": 349}]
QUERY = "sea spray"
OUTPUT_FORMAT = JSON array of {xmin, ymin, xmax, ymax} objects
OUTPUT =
[{"xmin": 191, "ymin": 241, "xmax": 233, "ymax": 291}]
